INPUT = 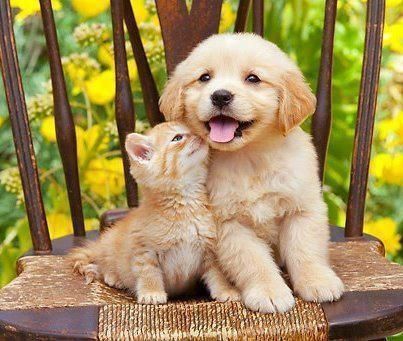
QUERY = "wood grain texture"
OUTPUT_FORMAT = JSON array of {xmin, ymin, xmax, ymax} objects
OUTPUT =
[
  {"xmin": 311, "ymin": 0, "xmax": 337, "ymax": 184},
  {"xmin": 323, "ymin": 290, "xmax": 403, "ymax": 339},
  {"xmin": 39, "ymin": 0, "xmax": 86, "ymax": 236},
  {"xmin": 0, "ymin": 0, "xmax": 52, "ymax": 253},
  {"xmin": 234, "ymin": 0, "xmax": 251, "ymax": 32},
  {"xmin": 155, "ymin": 0, "xmax": 223, "ymax": 74},
  {"xmin": 123, "ymin": 0, "xmax": 164, "ymax": 126},
  {"xmin": 252, "ymin": 0, "xmax": 264, "ymax": 36},
  {"xmin": 0, "ymin": 306, "xmax": 98, "ymax": 340},
  {"xmin": 345, "ymin": 0, "xmax": 385, "ymax": 237},
  {"xmin": 110, "ymin": 0, "xmax": 138, "ymax": 207}
]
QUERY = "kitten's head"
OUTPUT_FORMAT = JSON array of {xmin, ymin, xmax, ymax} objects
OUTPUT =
[{"xmin": 125, "ymin": 121, "xmax": 209, "ymax": 188}]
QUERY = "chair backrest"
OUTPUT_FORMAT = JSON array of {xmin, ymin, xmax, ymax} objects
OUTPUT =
[{"xmin": 0, "ymin": 0, "xmax": 385, "ymax": 253}]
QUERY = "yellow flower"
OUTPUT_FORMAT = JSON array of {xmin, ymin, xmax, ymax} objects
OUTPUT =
[
  {"xmin": 85, "ymin": 70, "xmax": 115, "ymax": 105},
  {"xmin": 72, "ymin": 0, "xmax": 147, "ymax": 20},
  {"xmin": 370, "ymin": 153, "xmax": 403, "ymax": 186},
  {"xmin": 47, "ymin": 213, "xmax": 98, "ymax": 239},
  {"xmin": 97, "ymin": 49, "xmax": 138, "ymax": 81},
  {"xmin": 84, "ymin": 158, "xmax": 125, "ymax": 198},
  {"xmin": 370, "ymin": 153, "xmax": 389, "ymax": 178},
  {"xmin": 40, "ymin": 116, "xmax": 56, "ymax": 142},
  {"xmin": 76, "ymin": 125, "xmax": 109, "ymax": 163},
  {"xmin": 378, "ymin": 118, "xmax": 394, "ymax": 141},
  {"xmin": 47, "ymin": 213, "xmax": 72, "ymax": 239},
  {"xmin": 127, "ymin": 59, "xmax": 138, "ymax": 81},
  {"xmin": 72, "ymin": 0, "xmax": 109, "ymax": 18},
  {"xmin": 386, "ymin": 0, "xmax": 402, "ymax": 8},
  {"xmin": 98, "ymin": 44, "xmax": 114, "ymax": 67},
  {"xmin": 151, "ymin": 15, "xmax": 160, "ymax": 28},
  {"xmin": 219, "ymin": 1, "xmax": 236, "ymax": 32},
  {"xmin": 131, "ymin": 0, "xmax": 149, "ymax": 24},
  {"xmin": 378, "ymin": 112, "xmax": 403, "ymax": 148},
  {"xmin": 397, "ymin": 113, "xmax": 403, "ymax": 145},
  {"xmin": 364, "ymin": 218, "xmax": 401, "ymax": 256},
  {"xmin": 10, "ymin": 0, "xmax": 61, "ymax": 21},
  {"xmin": 62, "ymin": 53, "xmax": 100, "ymax": 95},
  {"xmin": 384, "ymin": 18, "xmax": 403, "ymax": 53},
  {"xmin": 0, "ymin": 116, "xmax": 5, "ymax": 128}
]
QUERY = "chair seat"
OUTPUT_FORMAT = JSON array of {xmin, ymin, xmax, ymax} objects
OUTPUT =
[{"xmin": 0, "ymin": 228, "xmax": 402, "ymax": 340}]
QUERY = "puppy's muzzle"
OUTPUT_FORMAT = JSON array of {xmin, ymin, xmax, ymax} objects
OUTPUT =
[{"xmin": 210, "ymin": 89, "xmax": 233, "ymax": 108}]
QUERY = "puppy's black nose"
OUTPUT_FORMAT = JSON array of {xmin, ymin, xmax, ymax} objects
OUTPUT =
[{"xmin": 211, "ymin": 89, "xmax": 233, "ymax": 108}]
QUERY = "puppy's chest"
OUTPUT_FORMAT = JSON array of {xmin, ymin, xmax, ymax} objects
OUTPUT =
[{"xmin": 208, "ymin": 164, "xmax": 295, "ymax": 223}]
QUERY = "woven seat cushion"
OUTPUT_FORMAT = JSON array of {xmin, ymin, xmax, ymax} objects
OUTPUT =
[{"xmin": 0, "ymin": 240, "xmax": 402, "ymax": 339}]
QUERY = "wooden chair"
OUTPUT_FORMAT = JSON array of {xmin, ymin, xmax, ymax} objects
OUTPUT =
[{"xmin": 0, "ymin": 0, "xmax": 402, "ymax": 339}]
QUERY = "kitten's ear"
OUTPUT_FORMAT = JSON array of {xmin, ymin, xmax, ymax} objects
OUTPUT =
[{"xmin": 125, "ymin": 133, "xmax": 153, "ymax": 162}]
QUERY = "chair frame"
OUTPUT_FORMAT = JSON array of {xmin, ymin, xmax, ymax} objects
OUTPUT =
[{"xmin": 1, "ymin": 0, "xmax": 401, "ymax": 339}]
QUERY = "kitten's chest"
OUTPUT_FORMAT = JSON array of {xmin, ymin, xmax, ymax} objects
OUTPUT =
[{"xmin": 159, "ymin": 232, "xmax": 204, "ymax": 296}]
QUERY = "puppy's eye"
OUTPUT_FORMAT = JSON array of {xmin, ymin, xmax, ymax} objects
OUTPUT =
[
  {"xmin": 171, "ymin": 134, "xmax": 183, "ymax": 142},
  {"xmin": 246, "ymin": 74, "xmax": 261, "ymax": 83},
  {"xmin": 199, "ymin": 73, "xmax": 211, "ymax": 82}
]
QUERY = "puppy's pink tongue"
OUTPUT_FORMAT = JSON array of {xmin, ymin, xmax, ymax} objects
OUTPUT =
[{"xmin": 208, "ymin": 116, "xmax": 239, "ymax": 143}]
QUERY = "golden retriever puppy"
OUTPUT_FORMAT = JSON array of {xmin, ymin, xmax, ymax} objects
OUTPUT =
[{"xmin": 159, "ymin": 33, "xmax": 344, "ymax": 313}]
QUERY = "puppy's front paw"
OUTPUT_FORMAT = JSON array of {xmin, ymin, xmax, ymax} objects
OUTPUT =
[
  {"xmin": 137, "ymin": 291, "xmax": 168, "ymax": 305},
  {"xmin": 212, "ymin": 287, "xmax": 241, "ymax": 302},
  {"xmin": 293, "ymin": 266, "xmax": 344, "ymax": 303},
  {"xmin": 242, "ymin": 283, "xmax": 295, "ymax": 313}
]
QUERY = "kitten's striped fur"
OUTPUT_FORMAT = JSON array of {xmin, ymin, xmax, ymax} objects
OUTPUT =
[{"xmin": 69, "ymin": 122, "xmax": 239, "ymax": 304}]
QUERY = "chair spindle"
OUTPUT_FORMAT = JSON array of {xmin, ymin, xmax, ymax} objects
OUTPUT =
[
  {"xmin": 311, "ymin": 0, "xmax": 338, "ymax": 183},
  {"xmin": 39, "ymin": 0, "xmax": 86, "ymax": 237},
  {"xmin": 0, "ymin": 0, "xmax": 52, "ymax": 253},
  {"xmin": 234, "ymin": 0, "xmax": 251, "ymax": 33},
  {"xmin": 110, "ymin": 0, "xmax": 138, "ymax": 207},
  {"xmin": 156, "ymin": 0, "xmax": 223, "ymax": 74},
  {"xmin": 345, "ymin": 0, "xmax": 385, "ymax": 237},
  {"xmin": 252, "ymin": 0, "xmax": 264, "ymax": 36},
  {"xmin": 123, "ymin": 0, "xmax": 164, "ymax": 127}
]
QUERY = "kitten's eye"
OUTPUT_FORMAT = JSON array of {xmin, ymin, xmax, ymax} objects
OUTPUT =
[
  {"xmin": 245, "ymin": 74, "xmax": 261, "ymax": 83},
  {"xmin": 199, "ymin": 73, "xmax": 211, "ymax": 82},
  {"xmin": 171, "ymin": 134, "xmax": 183, "ymax": 142}
]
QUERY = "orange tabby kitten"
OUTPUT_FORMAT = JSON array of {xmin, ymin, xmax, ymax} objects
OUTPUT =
[{"xmin": 70, "ymin": 121, "xmax": 240, "ymax": 304}]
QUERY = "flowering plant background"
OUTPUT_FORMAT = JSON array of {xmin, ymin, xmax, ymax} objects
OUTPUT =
[{"xmin": 0, "ymin": 0, "xmax": 402, "ymax": 288}]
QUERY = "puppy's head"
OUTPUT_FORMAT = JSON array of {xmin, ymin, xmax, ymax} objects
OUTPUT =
[{"xmin": 159, "ymin": 33, "xmax": 316, "ymax": 151}]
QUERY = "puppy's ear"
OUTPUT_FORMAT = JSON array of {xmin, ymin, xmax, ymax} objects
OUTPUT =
[
  {"xmin": 278, "ymin": 70, "xmax": 316, "ymax": 135},
  {"xmin": 159, "ymin": 71, "xmax": 184, "ymax": 121}
]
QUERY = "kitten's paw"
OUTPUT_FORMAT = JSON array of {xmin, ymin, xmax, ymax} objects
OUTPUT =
[
  {"xmin": 242, "ymin": 283, "xmax": 295, "ymax": 313},
  {"xmin": 103, "ymin": 273, "xmax": 124, "ymax": 289},
  {"xmin": 138, "ymin": 291, "xmax": 168, "ymax": 305},
  {"xmin": 78, "ymin": 263, "xmax": 99, "ymax": 284},
  {"xmin": 293, "ymin": 266, "xmax": 344, "ymax": 303},
  {"xmin": 212, "ymin": 288, "xmax": 241, "ymax": 302}
]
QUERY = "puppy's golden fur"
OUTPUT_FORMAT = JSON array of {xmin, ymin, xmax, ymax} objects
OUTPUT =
[
  {"xmin": 159, "ymin": 33, "xmax": 344, "ymax": 313},
  {"xmin": 70, "ymin": 122, "xmax": 239, "ymax": 304}
]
